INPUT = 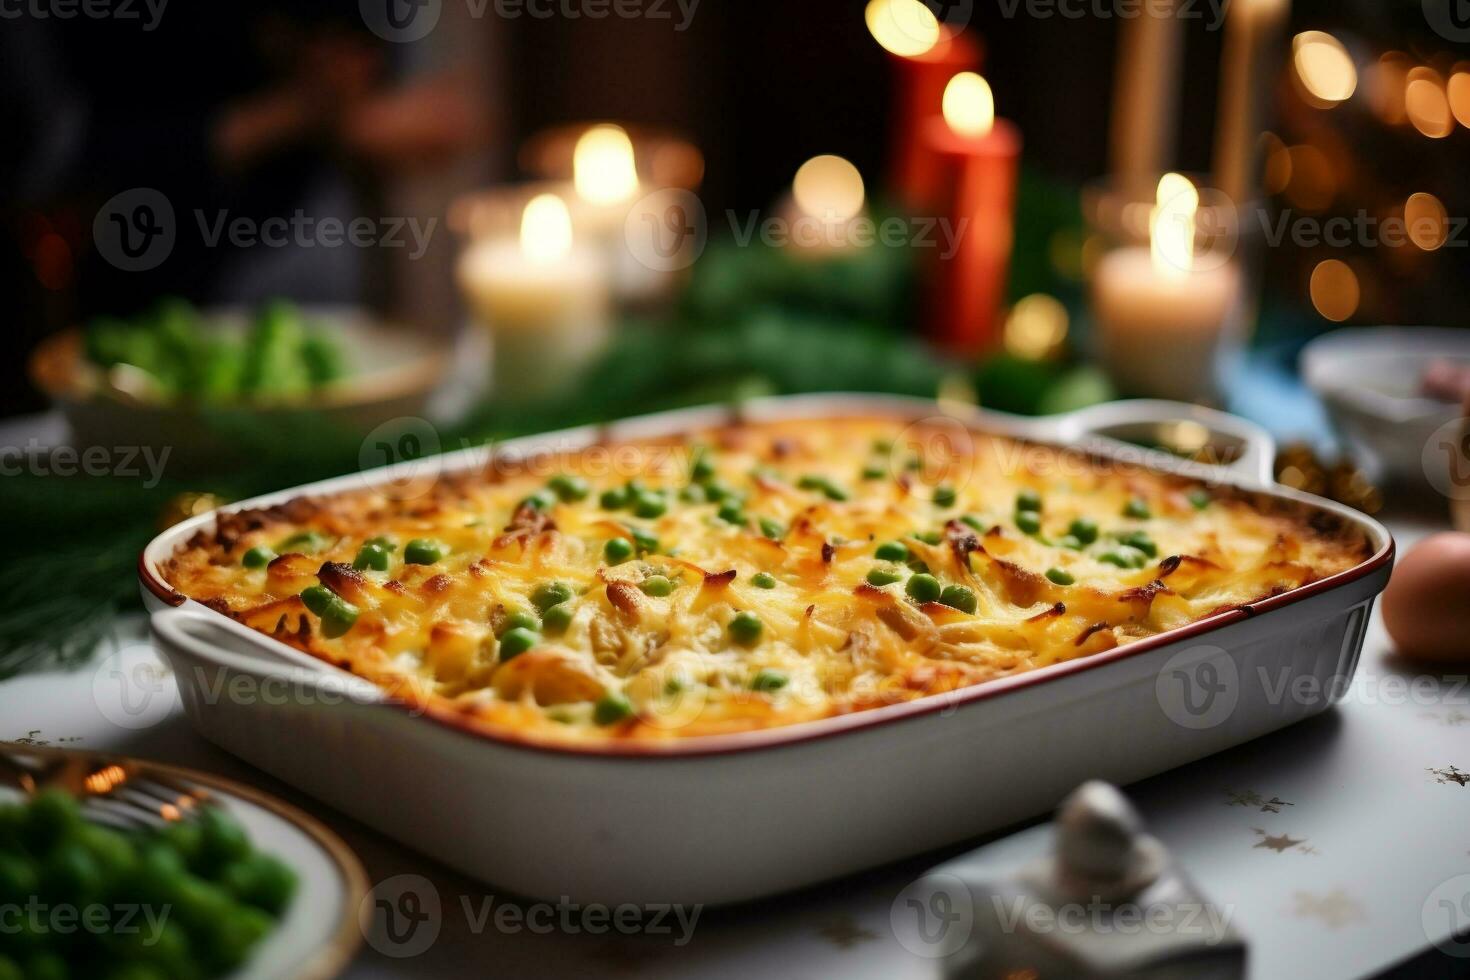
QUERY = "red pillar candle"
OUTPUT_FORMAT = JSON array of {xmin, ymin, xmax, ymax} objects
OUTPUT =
[
  {"xmin": 888, "ymin": 30, "xmax": 984, "ymax": 211},
  {"xmin": 920, "ymin": 73, "xmax": 1021, "ymax": 357}
]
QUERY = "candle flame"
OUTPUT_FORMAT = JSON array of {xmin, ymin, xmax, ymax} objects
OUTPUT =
[
  {"xmin": 792, "ymin": 155, "xmax": 866, "ymax": 223},
  {"xmin": 864, "ymin": 0, "xmax": 940, "ymax": 58},
  {"xmin": 574, "ymin": 124, "xmax": 640, "ymax": 206},
  {"xmin": 942, "ymin": 72, "xmax": 994, "ymax": 138},
  {"xmin": 521, "ymin": 193, "xmax": 573, "ymax": 262},
  {"xmin": 1150, "ymin": 173, "xmax": 1197, "ymax": 277}
]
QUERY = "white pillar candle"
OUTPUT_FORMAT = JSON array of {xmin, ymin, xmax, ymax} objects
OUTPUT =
[
  {"xmin": 1213, "ymin": 0, "xmax": 1291, "ymax": 206},
  {"xmin": 1092, "ymin": 175, "xmax": 1241, "ymax": 403},
  {"xmin": 1109, "ymin": 0, "xmax": 1185, "ymax": 182},
  {"xmin": 457, "ymin": 193, "xmax": 610, "ymax": 403}
]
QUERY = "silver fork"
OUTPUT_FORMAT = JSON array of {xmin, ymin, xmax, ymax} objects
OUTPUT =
[{"xmin": 0, "ymin": 743, "xmax": 215, "ymax": 832}]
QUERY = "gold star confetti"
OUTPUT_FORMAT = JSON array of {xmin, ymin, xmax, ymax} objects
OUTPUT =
[
  {"xmin": 817, "ymin": 915, "xmax": 877, "ymax": 949},
  {"xmin": 1225, "ymin": 790, "xmax": 1294, "ymax": 813},
  {"xmin": 1429, "ymin": 766, "xmax": 1470, "ymax": 786},
  {"xmin": 1291, "ymin": 889, "xmax": 1366, "ymax": 929},
  {"xmin": 1253, "ymin": 828, "xmax": 1312, "ymax": 853}
]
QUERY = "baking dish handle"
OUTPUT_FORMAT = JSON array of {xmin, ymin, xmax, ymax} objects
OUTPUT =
[
  {"xmin": 1041, "ymin": 400, "xmax": 1277, "ymax": 488},
  {"xmin": 150, "ymin": 607, "xmax": 385, "ymax": 703}
]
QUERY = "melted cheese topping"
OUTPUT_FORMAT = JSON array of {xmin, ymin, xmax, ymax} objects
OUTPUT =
[{"xmin": 164, "ymin": 416, "xmax": 1369, "ymax": 744}]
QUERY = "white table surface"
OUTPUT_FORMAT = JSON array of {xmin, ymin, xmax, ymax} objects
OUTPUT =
[{"xmin": 3, "ymin": 410, "xmax": 1466, "ymax": 979}]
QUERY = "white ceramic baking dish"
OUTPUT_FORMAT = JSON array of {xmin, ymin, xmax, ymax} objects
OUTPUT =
[{"xmin": 141, "ymin": 395, "xmax": 1393, "ymax": 907}]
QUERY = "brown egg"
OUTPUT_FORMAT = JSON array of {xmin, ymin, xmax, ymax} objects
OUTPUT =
[{"xmin": 1382, "ymin": 532, "xmax": 1470, "ymax": 663}]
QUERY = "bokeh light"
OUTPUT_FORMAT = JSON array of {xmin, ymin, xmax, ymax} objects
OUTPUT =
[
  {"xmin": 864, "ymin": 0, "xmax": 940, "ymax": 58},
  {"xmin": 1405, "ymin": 192, "xmax": 1449, "ymax": 251},
  {"xmin": 792, "ymin": 155, "xmax": 866, "ymax": 223},
  {"xmin": 1309, "ymin": 259, "xmax": 1360, "ymax": 322},
  {"xmin": 1292, "ymin": 31, "xmax": 1357, "ymax": 107}
]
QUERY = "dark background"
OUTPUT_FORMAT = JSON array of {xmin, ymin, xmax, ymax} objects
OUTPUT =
[{"xmin": 1, "ymin": 0, "xmax": 1463, "ymax": 418}]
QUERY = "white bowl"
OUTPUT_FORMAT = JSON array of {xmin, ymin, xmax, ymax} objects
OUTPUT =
[{"xmin": 1301, "ymin": 327, "xmax": 1470, "ymax": 483}]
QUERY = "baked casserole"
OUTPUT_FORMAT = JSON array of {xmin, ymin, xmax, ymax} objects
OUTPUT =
[{"xmin": 163, "ymin": 416, "xmax": 1371, "ymax": 743}]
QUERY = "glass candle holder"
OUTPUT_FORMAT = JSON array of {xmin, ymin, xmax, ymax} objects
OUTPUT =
[{"xmin": 1082, "ymin": 175, "xmax": 1257, "ymax": 406}]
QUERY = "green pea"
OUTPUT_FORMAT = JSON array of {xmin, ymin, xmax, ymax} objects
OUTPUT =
[
  {"xmin": 403, "ymin": 538, "xmax": 447, "ymax": 565},
  {"xmin": 198, "ymin": 807, "xmax": 252, "ymax": 872},
  {"xmin": 932, "ymin": 485, "xmax": 957, "ymax": 507},
  {"xmin": 906, "ymin": 573, "xmax": 942, "ymax": 603},
  {"xmin": 1116, "ymin": 530, "xmax": 1158, "ymax": 557},
  {"xmin": 1056, "ymin": 535, "xmax": 1083, "ymax": 551},
  {"xmin": 521, "ymin": 488, "xmax": 558, "ymax": 512},
  {"xmin": 912, "ymin": 530, "xmax": 943, "ymax": 545},
  {"xmin": 352, "ymin": 542, "xmax": 391, "ymax": 572},
  {"xmin": 679, "ymin": 484, "xmax": 707, "ymax": 504},
  {"xmin": 752, "ymin": 572, "xmax": 778, "ymax": 589},
  {"xmin": 751, "ymin": 669, "xmax": 788, "ymax": 693},
  {"xmin": 0, "ymin": 853, "xmax": 38, "ymax": 904},
  {"xmin": 548, "ymin": 474, "xmax": 590, "ymax": 502},
  {"xmin": 1046, "ymin": 567, "xmax": 1076, "ymax": 586},
  {"xmin": 1016, "ymin": 489, "xmax": 1043, "ymax": 512},
  {"xmin": 1015, "ymin": 510, "xmax": 1042, "ymax": 535},
  {"xmin": 242, "ymin": 546, "xmax": 276, "ymax": 569},
  {"xmin": 873, "ymin": 437, "xmax": 894, "ymax": 453},
  {"xmin": 960, "ymin": 514, "xmax": 987, "ymax": 532},
  {"xmin": 632, "ymin": 490, "xmax": 667, "ymax": 519},
  {"xmin": 729, "ymin": 611, "xmax": 763, "ymax": 646},
  {"xmin": 938, "ymin": 584, "xmax": 978, "ymax": 613},
  {"xmin": 875, "ymin": 541, "xmax": 909, "ymax": 562},
  {"xmin": 532, "ymin": 582, "xmax": 574, "ymax": 611},
  {"xmin": 690, "ymin": 448, "xmax": 717, "ymax": 482},
  {"xmin": 221, "ymin": 853, "xmax": 297, "ymax": 916},
  {"xmin": 1123, "ymin": 497, "xmax": 1151, "ymax": 520},
  {"xmin": 798, "ymin": 475, "xmax": 848, "ymax": 501},
  {"xmin": 628, "ymin": 527, "xmax": 659, "ymax": 554},
  {"xmin": 600, "ymin": 486, "xmax": 630, "ymax": 510},
  {"xmin": 299, "ymin": 586, "xmax": 359, "ymax": 638},
  {"xmin": 604, "ymin": 537, "xmax": 635, "ymax": 564},
  {"xmin": 26, "ymin": 788, "xmax": 81, "ymax": 850},
  {"xmin": 866, "ymin": 566, "xmax": 904, "ymax": 587},
  {"xmin": 21, "ymin": 953, "xmax": 65, "ymax": 980},
  {"xmin": 717, "ymin": 503, "xmax": 747, "ymax": 526},
  {"xmin": 862, "ymin": 463, "xmax": 887, "ymax": 480},
  {"xmin": 640, "ymin": 575, "xmax": 675, "ymax": 597},
  {"xmin": 366, "ymin": 535, "xmax": 398, "ymax": 551},
  {"xmin": 594, "ymin": 692, "xmax": 634, "ymax": 726},
  {"xmin": 501, "ymin": 610, "xmax": 540, "ymax": 634},
  {"xmin": 758, "ymin": 517, "xmax": 785, "ymax": 540},
  {"xmin": 278, "ymin": 530, "xmax": 329, "ymax": 554},
  {"xmin": 1189, "ymin": 488, "xmax": 1212, "ymax": 510},
  {"xmin": 542, "ymin": 603, "xmax": 574, "ymax": 634},
  {"xmin": 1099, "ymin": 546, "xmax": 1148, "ymax": 569},
  {"xmin": 701, "ymin": 479, "xmax": 737, "ymax": 504},
  {"xmin": 499, "ymin": 627, "xmax": 539, "ymax": 661},
  {"xmin": 1068, "ymin": 517, "xmax": 1099, "ymax": 545}
]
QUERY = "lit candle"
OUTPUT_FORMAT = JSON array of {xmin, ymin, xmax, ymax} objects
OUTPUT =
[
  {"xmin": 1212, "ymin": 0, "xmax": 1291, "ymax": 206},
  {"xmin": 456, "ymin": 193, "xmax": 610, "ymax": 402},
  {"xmin": 563, "ymin": 123, "xmax": 686, "ymax": 308},
  {"xmin": 920, "ymin": 72, "xmax": 1021, "ymax": 356},
  {"xmin": 1091, "ymin": 175, "xmax": 1242, "ymax": 403},
  {"xmin": 866, "ymin": 0, "xmax": 982, "ymax": 210},
  {"xmin": 776, "ymin": 154, "xmax": 869, "ymax": 258}
]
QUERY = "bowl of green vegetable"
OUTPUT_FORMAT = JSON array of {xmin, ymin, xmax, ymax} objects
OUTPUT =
[
  {"xmin": 0, "ymin": 747, "xmax": 367, "ymax": 979},
  {"xmin": 30, "ymin": 300, "xmax": 451, "ymax": 471}
]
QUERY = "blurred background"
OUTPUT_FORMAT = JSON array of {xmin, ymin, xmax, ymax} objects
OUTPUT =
[{"xmin": 4, "ymin": 0, "xmax": 1470, "ymax": 669}]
